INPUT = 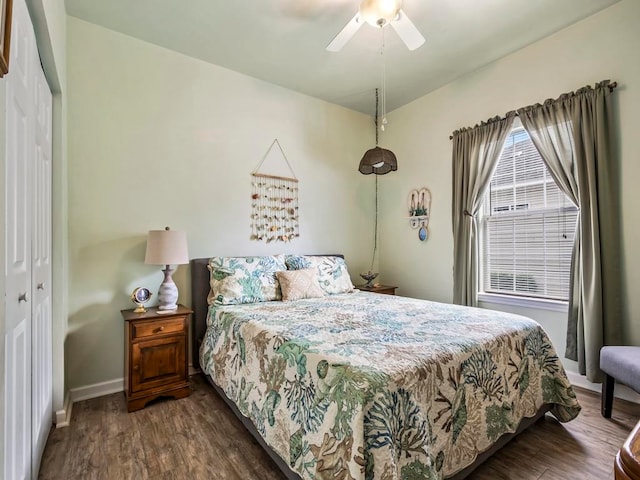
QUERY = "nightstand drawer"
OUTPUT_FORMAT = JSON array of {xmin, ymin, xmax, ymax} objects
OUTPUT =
[{"xmin": 132, "ymin": 317, "xmax": 186, "ymax": 340}]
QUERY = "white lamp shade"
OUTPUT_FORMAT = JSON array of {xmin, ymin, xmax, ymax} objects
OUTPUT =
[{"xmin": 144, "ymin": 229, "xmax": 189, "ymax": 265}]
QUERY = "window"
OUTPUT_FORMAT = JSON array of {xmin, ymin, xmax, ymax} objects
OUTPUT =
[{"xmin": 479, "ymin": 125, "xmax": 578, "ymax": 302}]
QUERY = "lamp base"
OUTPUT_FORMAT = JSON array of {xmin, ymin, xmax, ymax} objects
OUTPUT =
[
  {"xmin": 157, "ymin": 266, "xmax": 179, "ymax": 312},
  {"xmin": 156, "ymin": 308, "xmax": 178, "ymax": 314}
]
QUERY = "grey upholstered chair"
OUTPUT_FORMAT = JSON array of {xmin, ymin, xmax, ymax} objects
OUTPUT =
[{"xmin": 600, "ymin": 346, "xmax": 640, "ymax": 418}]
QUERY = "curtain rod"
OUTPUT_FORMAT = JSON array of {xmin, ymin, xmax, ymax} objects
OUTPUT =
[{"xmin": 448, "ymin": 81, "xmax": 618, "ymax": 140}]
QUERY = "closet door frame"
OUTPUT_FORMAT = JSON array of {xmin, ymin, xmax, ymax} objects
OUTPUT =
[{"xmin": 31, "ymin": 49, "xmax": 53, "ymax": 476}]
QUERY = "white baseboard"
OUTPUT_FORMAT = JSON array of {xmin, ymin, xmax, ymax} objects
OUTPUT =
[
  {"xmin": 53, "ymin": 378, "xmax": 124, "ymax": 428},
  {"xmin": 567, "ymin": 371, "xmax": 640, "ymax": 404},
  {"xmin": 69, "ymin": 377, "xmax": 124, "ymax": 404},
  {"xmin": 54, "ymin": 367, "xmax": 204, "ymax": 428},
  {"xmin": 54, "ymin": 391, "xmax": 73, "ymax": 428}
]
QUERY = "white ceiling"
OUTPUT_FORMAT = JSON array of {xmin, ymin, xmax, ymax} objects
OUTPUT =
[{"xmin": 65, "ymin": 0, "xmax": 619, "ymax": 115}]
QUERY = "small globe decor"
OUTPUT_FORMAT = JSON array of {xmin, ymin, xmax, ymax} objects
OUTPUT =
[{"xmin": 359, "ymin": 271, "xmax": 379, "ymax": 288}]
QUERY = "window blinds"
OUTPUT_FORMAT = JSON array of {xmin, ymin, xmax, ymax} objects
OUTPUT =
[{"xmin": 480, "ymin": 128, "xmax": 578, "ymax": 301}]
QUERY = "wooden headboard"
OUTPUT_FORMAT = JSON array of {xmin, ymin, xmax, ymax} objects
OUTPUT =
[{"xmin": 189, "ymin": 255, "xmax": 344, "ymax": 369}]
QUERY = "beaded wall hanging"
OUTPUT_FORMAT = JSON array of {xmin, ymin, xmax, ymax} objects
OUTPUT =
[{"xmin": 250, "ymin": 139, "xmax": 299, "ymax": 243}]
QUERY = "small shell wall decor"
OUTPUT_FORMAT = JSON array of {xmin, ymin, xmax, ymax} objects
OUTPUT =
[
  {"xmin": 250, "ymin": 139, "xmax": 299, "ymax": 243},
  {"xmin": 408, "ymin": 187, "xmax": 431, "ymax": 242}
]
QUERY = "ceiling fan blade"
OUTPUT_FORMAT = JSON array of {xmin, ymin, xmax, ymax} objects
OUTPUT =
[
  {"xmin": 390, "ymin": 9, "xmax": 425, "ymax": 51},
  {"xmin": 326, "ymin": 13, "xmax": 362, "ymax": 52}
]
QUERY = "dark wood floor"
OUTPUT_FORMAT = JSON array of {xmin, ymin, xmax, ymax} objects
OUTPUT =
[{"xmin": 39, "ymin": 374, "xmax": 640, "ymax": 480}]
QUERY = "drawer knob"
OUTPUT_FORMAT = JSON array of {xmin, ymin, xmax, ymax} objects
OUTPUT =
[
  {"xmin": 155, "ymin": 326, "xmax": 165, "ymax": 333},
  {"xmin": 37, "ymin": 282, "xmax": 45, "ymax": 290},
  {"xmin": 18, "ymin": 292, "xmax": 28, "ymax": 303}
]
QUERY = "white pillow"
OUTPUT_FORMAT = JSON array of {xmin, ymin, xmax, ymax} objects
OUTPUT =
[
  {"xmin": 276, "ymin": 269, "xmax": 326, "ymax": 301},
  {"xmin": 284, "ymin": 255, "xmax": 354, "ymax": 295}
]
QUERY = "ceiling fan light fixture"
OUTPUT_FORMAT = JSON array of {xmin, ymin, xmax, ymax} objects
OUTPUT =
[
  {"xmin": 359, "ymin": 0, "xmax": 403, "ymax": 27},
  {"xmin": 326, "ymin": 0, "xmax": 424, "ymax": 52}
]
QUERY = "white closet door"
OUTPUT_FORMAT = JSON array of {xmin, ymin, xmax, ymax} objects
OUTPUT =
[
  {"xmin": 31, "ymin": 57, "xmax": 53, "ymax": 475},
  {"xmin": 4, "ymin": 0, "xmax": 36, "ymax": 478}
]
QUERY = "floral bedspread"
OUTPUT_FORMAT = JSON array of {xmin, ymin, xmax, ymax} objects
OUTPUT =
[{"xmin": 200, "ymin": 292, "xmax": 580, "ymax": 480}]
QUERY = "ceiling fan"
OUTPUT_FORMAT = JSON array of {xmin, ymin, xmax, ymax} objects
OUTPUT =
[{"xmin": 326, "ymin": 0, "xmax": 425, "ymax": 52}]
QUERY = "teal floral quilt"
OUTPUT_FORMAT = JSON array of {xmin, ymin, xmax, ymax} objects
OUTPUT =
[{"xmin": 200, "ymin": 292, "xmax": 580, "ymax": 480}]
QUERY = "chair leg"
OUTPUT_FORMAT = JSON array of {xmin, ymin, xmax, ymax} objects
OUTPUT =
[{"xmin": 602, "ymin": 374, "xmax": 615, "ymax": 418}]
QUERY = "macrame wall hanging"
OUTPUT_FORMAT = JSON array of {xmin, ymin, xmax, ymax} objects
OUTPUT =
[{"xmin": 250, "ymin": 139, "xmax": 299, "ymax": 243}]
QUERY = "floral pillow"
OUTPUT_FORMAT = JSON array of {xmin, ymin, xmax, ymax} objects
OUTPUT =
[
  {"xmin": 208, "ymin": 255, "xmax": 286, "ymax": 305},
  {"xmin": 276, "ymin": 269, "xmax": 326, "ymax": 301},
  {"xmin": 284, "ymin": 255, "xmax": 354, "ymax": 295}
]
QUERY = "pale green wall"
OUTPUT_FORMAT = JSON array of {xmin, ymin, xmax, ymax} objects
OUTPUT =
[
  {"xmin": 66, "ymin": 17, "xmax": 373, "ymax": 389},
  {"xmin": 379, "ymin": 0, "xmax": 640, "ymax": 374},
  {"xmin": 40, "ymin": 0, "xmax": 67, "ymax": 88}
]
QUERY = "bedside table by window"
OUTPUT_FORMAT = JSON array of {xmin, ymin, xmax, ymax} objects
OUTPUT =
[
  {"xmin": 355, "ymin": 284, "xmax": 397, "ymax": 295},
  {"xmin": 121, "ymin": 305, "xmax": 192, "ymax": 412}
]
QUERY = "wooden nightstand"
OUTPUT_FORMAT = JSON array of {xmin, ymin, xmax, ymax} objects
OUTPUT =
[
  {"xmin": 355, "ymin": 284, "xmax": 397, "ymax": 295},
  {"xmin": 121, "ymin": 305, "xmax": 192, "ymax": 412}
]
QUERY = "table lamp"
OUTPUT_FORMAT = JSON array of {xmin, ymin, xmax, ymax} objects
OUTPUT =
[{"xmin": 144, "ymin": 227, "xmax": 189, "ymax": 312}]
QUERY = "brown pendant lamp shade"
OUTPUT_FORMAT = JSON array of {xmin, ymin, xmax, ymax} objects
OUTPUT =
[
  {"xmin": 359, "ymin": 147, "xmax": 397, "ymax": 175},
  {"xmin": 358, "ymin": 88, "xmax": 397, "ymax": 175}
]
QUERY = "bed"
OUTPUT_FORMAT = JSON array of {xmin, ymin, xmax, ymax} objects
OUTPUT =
[{"xmin": 190, "ymin": 255, "xmax": 581, "ymax": 480}]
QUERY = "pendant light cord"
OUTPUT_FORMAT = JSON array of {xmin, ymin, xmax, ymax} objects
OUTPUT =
[
  {"xmin": 370, "ymin": 175, "xmax": 379, "ymax": 272},
  {"xmin": 380, "ymin": 27, "xmax": 387, "ymax": 132},
  {"xmin": 369, "ymin": 87, "xmax": 380, "ymax": 272},
  {"xmin": 374, "ymin": 88, "xmax": 379, "ymax": 146},
  {"xmin": 368, "ymin": 29, "xmax": 389, "ymax": 273}
]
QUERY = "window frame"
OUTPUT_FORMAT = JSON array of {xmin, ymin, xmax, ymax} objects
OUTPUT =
[
  {"xmin": 477, "ymin": 291, "xmax": 569, "ymax": 312},
  {"xmin": 477, "ymin": 123, "xmax": 576, "ymax": 310}
]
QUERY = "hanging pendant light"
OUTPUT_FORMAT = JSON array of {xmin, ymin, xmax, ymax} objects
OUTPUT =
[
  {"xmin": 358, "ymin": 85, "xmax": 397, "ymax": 287},
  {"xmin": 359, "ymin": 27, "xmax": 397, "ymax": 176},
  {"xmin": 358, "ymin": 29, "xmax": 397, "ymax": 286},
  {"xmin": 358, "ymin": 88, "xmax": 397, "ymax": 175}
]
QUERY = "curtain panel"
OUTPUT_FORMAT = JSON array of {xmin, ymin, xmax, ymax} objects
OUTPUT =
[
  {"xmin": 451, "ymin": 113, "xmax": 516, "ymax": 307},
  {"xmin": 517, "ymin": 80, "xmax": 621, "ymax": 382}
]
